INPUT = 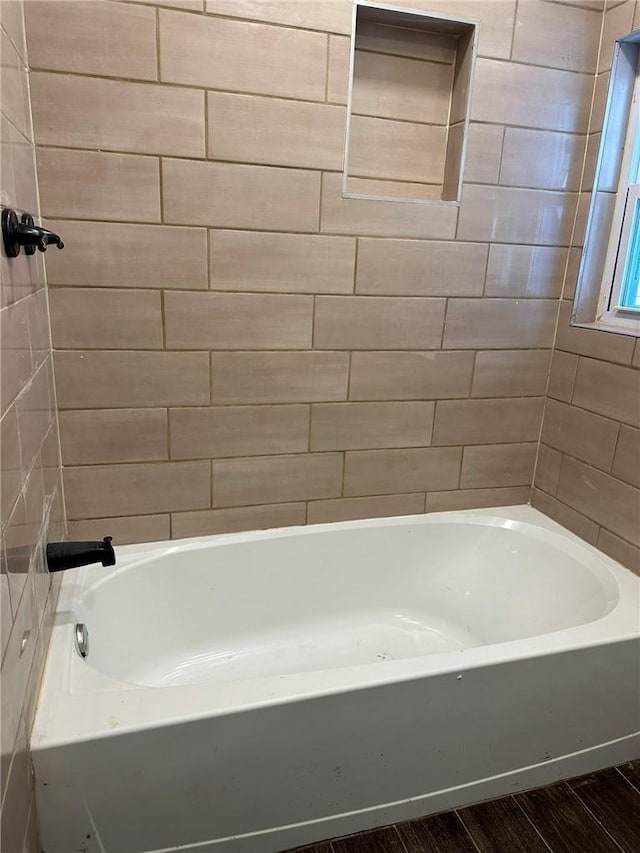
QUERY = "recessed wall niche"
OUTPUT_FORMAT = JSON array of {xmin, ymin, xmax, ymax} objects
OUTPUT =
[{"xmin": 343, "ymin": 2, "xmax": 477, "ymax": 204}]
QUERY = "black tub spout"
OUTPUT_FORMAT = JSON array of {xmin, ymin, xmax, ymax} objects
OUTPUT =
[{"xmin": 46, "ymin": 537, "xmax": 116, "ymax": 573}]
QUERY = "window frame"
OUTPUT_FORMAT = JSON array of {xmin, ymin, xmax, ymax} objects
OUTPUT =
[
  {"xmin": 597, "ymin": 52, "xmax": 640, "ymax": 328},
  {"xmin": 572, "ymin": 32, "xmax": 640, "ymax": 337}
]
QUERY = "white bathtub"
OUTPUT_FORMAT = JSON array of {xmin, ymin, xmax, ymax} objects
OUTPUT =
[{"xmin": 32, "ymin": 506, "xmax": 640, "ymax": 853}]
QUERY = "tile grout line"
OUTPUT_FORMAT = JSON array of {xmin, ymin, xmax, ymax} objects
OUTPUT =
[
  {"xmin": 32, "ymin": 206, "xmax": 586, "ymax": 248},
  {"xmin": 324, "ymin": 33, "xmax": 330, "ymax": 103},
  {"xmin": 511, "ymin": 794, "xmax": 556, "ymax": 853},
  {"xmin": 565, "ymin": 782, "xmax": 628, "ymax": 853},
  {"xmin": 28, "ymin": 47, "xmax": 603, "ymax": 82},
  {"xmin": 509, "ymin": 0, "xmax": 519, "ymax": 63},
  {"xmin": 452, "ymin": 809, "xmax": 484, "ymax": 853},
  {"xmin": 615, "ymin": 764, "xmax": 640, "ymax": 796},
  {"xmin": 531, "ymin": 481, "xmax": 638, "ymax": 550},
  {"xmin": 606, "ymin": 422, "xmax": 623, "ymax": 474},
  {"xmin": 155, "ymin": 6, "xmax": 160, "ymax": 82},
  {"xmin": 455, "ymin": 808, "xmax": 490, "ymax": 853},
  {"xmin": 392, "ymin": 824, "xmax": 411, "ymax": 853},
  {"xmin": 52, "ymin": 392, "xmax": 552, "ymax": 409}
]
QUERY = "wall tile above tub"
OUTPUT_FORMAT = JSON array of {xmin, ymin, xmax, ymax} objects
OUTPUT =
[
  {"xmin": 204, "ymin": 0, "xmax": 352, "ymax": 34},
  {"xmin": 49, "ymin": 289, "xmax": 163, "ymax": 350},
  {"xmin": 212, "ymin": 453, "xmax": 344, "ymax": 507},
  {"xmin": 169, "ymin": 405, "xmax": 310, "ymax": 459},
  {"xmin": 531, "ymin": 0, "xmax": 640, "ymax": 571},
  {"xmin": 68, "ymin": 514, "xmax": 171, "ymax": 547},
  {"xmin": 210, "ymin": 352, "xmax": 349, "ymax": 404},
  {"xmin": 15, "ymin": 361, "xmax": 53, "ymax": 477},
  {"xmin": 0, "ymin": 406, "xmax": 21, "ymax": 532},
  {"xmin": 1, "ymin": 28, "xmax": 31, "ymax": 142},
  {"xmin": 471, "ymin": 351, "xmax": 552, "ymax": 398},
  {"xmin": 37, "ymin": 148, "xmax": 161, "ymax": 222},
  {"xmin": 159, "ymin": 10, "xmax": 327, "ymax": 98},
  {"xmin": 343, "ymin": 447, "xmax": 462, "ymax": 497},
  {"xmin": 562, "ymin": 248, "xmax": 583, "ymax": 301},
  {"xmin": 2, "ymin": 2, "xmax": 65, "ymax": 843},
  {"xmin": 512, "ymin": 0, "xmax": 601, "ymax": 73},
  {"xmin": 1, "ymin": 0, "xmax": 27, "ymax": 63},
  {"xmin": 26, "ymin": 289, "xmax": 51, "ymax": 373},
  {"xmin": 556, "ymin": 457, "xmax": 640, "ymax": 547},
  {"xmin": 531, "ymin": 489, "xmax": 602, "ymax": 545},
  {"xmin": 541, "ymin": 399, "xmax": 620, "ymax": 472},
  {"xmin": 207, "ymin": 93, "xmax": 345, "ymax": 170},
  {"xmin": 533, "ymin": 444, "xmax": 562, "ymax": 496},
  {"xmin": 64, "ymin": 461, "xmax": 211, "ymax": 520},
  {"xmin": 426, "ymin": 486, "xmax": 532, "ymax": 512},
  {"xmin": 320, "ymin": 173, "xmax": 457, "ymax": 240},
  {"xmin": 0, "ymin": 296, "xmax": 32, "ymax": 413},
  {"xmin": 309, "ymin": 402, "xmax": 435, "ymax": 451},
  {"xmin": 24, "ymin": 0, "xmax": 158, "ymax": 79},
  {"xmin": 314, "ymin": 296, "xmax": 446, "ymax": 350},
  {"xmin": 463, "ymin": 124, "xmax": 505, "ymax": 185},
  {"xmin": 307, "ymin": 493, "xmax": 426, "ymax": 525},
  {"xmin": 172, "ymin": 503, "xmax": 307, "ymax": 540},
  {"xmin": 432, "ymin": 398, "xmax": 545, "ymax": 446},
  {"xmin": 44, "ymin": 221, "xmax": 209, "ymax": 290},
  {"xmin": 597, "ymin": 529, "xmax": 640, "ymax": 576},
  {"xmin": 571, "ymin": 358, "xmax": 640, "ymax": 427},
  {"xmin": 457, "ymin": 185, "xmax": 578, "ymax": 245},
  {"xmin": 355, "ymin": 239, "xmax": 487, "ymax": 297},
  {"xmin": 471, "ymin": 58, "xmax": 593, "ymax": 133},
  {"xmin": 547, "ymin": 350, "xmax": 579, "ymax": 402},
  {"xmin": 485, "ymin": 245, "xmax": 567, "ymax": 298},
  {"xmin": 460, "ymin": 443, "xmax": 538, "ymax": 489},
  {"xmin": 164, "ymin": 292, "xmax": 314, "ymax": 350},
  {"xmin": 348, "ymin": 351, "xmax": 474, "ymax": 402},
  {"xmin": 499, "ymin": 129, "xmax": 586, "ymax": 192},
  {"xmin": 443, "ymin": 299, "xmax": 557, "ymax": 350},
  {"xmin": 209, "ymin": 231, "xmax": 355, "ymax": 294},
  {"xmin": 31, "ymin": 74, "xmax": 206, "ymax": 158},
  {"xmin": 55, "ymin": 351, "xmax": 210, "ymax": 408},
  {"xmin": 611, "ymin": 426, "xmax": 640, "ymax": 489},
  {"xmin": 162, "ymin": 159, "xmax": 321, "ymax": 231},
  {"xmin": 59, "ymin": 409, "xmax": 169, "ymax": 466},
  {"xmin": 27, "ymin": 0, "xmax": 608, "ymax": 554},
  {"xmin": 327, "ymin": 35, "xmax": 350, "ymax": 104}
]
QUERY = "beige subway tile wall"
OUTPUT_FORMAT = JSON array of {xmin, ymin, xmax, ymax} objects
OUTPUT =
[
  {"xmin": 532, "ymin": 0, "xmax": 640, "ymax": 576},
  {"xmin": 1, "ymin": 0, "xmax": 65, "ymax": 848},
  {"xmin": 23, "ymin": 0, "xmax": 637, "ymax": 580}
]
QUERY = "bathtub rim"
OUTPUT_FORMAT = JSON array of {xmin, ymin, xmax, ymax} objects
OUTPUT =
[{"xmin": 33, "ymin": 505, "xmax": 640, "ymax": 750}]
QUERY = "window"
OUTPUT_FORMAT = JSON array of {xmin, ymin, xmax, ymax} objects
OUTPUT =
[
  {"xmin": 573, "ymin": 32, "xmax": 640, "ymax": 336},
  {"xmin": 599, "ymin": 51, "xmax": 640, "ymax": 320}
]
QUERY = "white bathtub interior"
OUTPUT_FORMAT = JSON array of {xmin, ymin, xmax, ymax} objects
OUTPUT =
[
  {"xmin": 32, "ymin": 506, "xmax": 640, "ymax": 853},
  {"xmin": 81, "ymin": 516, "xmax": 620, "ymax": 688}
]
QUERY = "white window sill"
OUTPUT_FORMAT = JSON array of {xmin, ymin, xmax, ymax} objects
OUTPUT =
[{"xmin": 575, "ymin": 310, "xmax": 640, "ymax": 338}]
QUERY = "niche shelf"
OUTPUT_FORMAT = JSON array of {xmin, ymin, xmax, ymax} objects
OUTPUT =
[{"xmin": 343, "ymin": 1, "xmax": 478, "ymax": 205}]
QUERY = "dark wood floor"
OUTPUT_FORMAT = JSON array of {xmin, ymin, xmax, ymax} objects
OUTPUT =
[{"xmin": 289, "ymin": 761, "xmax": 640, "ymax": 853}]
